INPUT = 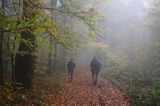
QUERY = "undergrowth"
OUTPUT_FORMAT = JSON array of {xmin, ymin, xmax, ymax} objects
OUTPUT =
[
  {"xmin": 102, "ymin": 68, "xmax": 160, "ymax": 106},
  {"xmin": 0, "ymin": 71, "xmax": 64, "ymax": 106}
]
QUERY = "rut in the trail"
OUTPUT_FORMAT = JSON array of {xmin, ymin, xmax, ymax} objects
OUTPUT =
[{"xmin": 45, "ymin": 69, "xmax": 131, "ymax": 106}]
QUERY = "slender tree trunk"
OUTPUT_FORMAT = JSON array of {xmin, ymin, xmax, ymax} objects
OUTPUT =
[
  {"xmin": 11, "ymin": 54, "xmax": 15, "ymax": 81},
  {"xmin": 53, "ymin": 43, "xmax": 57, "ymax": 71},
  {"xmin": 0, "ymin": 32, "xmax": 3, "ymax": 85},
  {"xmin": 11, "ymin": 35, "xmax": 17, "ymax": 81},
  {"xmin": 0, "ymin": 0, "xmax": 5, "ymax": 85},
  {"xmin": 47, "ymin": 0, "xmax": 56, "ymax": 75},
  {"xmin": 61, "ymin": 47, "xmax": 66, "ymax": 70},
  {"xmin": 62, "ymin": 14, "xmax": 67, "ymax": 71},
  {"xmin": 51, "ymin": 0, "xmax": 58, "ymax": 72},
  {"xmin": 47, "ymin": 37, "xmax": 53, "ymax": 75}
]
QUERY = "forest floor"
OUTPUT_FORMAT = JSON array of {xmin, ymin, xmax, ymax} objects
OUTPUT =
[{"xmin": 44, "ymin": 68, "xmax": 131, "ymax": 106}]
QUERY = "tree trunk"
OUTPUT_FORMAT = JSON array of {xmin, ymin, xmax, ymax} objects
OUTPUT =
[
  {"xmin": 0, "ymin": 0, "xmax": 5, "ymax": 85},
  {"xmin": 0, "ymin": 32, "xmax": 3, "ymax": 85},
  {"xmin": 51, "ymin": 0, "xmax": 58, "ymax": 72},
  {"xmin": 53, "ymin": 43, "xmax": 57, "ymax": 71},
  {"xmin": 15, "ymin": 0, "xmax": 36, "ymax": 89},
  {"xmin": 47, "ymin": 37, "xmax": 53, "ymax": 75},
  {"xmin": 15, "ymin": 32, "xmax": 35, "ymax": 89},
  {"xmin": 11, "ymin": 54, "xmax": 15, "ymax": 81}
]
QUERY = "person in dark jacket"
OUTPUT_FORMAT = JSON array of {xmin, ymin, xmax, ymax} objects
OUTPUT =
[
  {"xmin": 90, "ymin": 57, "xmax": 101, "ymax": 86},
  {"xmin": 67, "ymin": 58, "xmax": 76, "ymax": 82}
]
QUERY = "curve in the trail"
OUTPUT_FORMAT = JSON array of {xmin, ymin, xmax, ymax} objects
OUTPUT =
[{"xmin": 45, "ymin": 69, "xmax": 131, "ymax": 106}]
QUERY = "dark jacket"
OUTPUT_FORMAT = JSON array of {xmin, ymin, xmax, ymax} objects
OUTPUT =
[
  {"xmin": 90, "ymin": 58, "xmax": 101, "ymax": 72},
  {"xmin": 67, "ymin": 61, "xmax": 76, "ymax": 71}
]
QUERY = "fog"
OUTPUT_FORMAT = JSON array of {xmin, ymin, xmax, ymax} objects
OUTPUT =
[
  {"xmin": 72, "ymin": 0, "xmax": 151, "ymax": 68},
  {"xmin": 1, "ymin": 0, "xmax": 159, "ymax": 105}
]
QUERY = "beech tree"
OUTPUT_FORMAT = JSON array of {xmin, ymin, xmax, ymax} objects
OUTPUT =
[{"xmin": 0, "ymin": 0, "xmax": 100, "ymax": 88}]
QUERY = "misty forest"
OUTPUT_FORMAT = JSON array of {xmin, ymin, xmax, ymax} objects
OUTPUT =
[{"xmin": 0, "ymin": 0, "xmax": 160, "ymax": 106}]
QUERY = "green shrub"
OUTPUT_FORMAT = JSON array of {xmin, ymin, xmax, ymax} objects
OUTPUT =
[{"xmin": 103, "ymin": 68, "xmax": 160, "ymax": 106}]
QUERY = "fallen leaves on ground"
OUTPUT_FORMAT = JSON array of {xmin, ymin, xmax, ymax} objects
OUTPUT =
[{"xmin": 44, "ymin": 69, "xmax": 131, "ymax": 106}]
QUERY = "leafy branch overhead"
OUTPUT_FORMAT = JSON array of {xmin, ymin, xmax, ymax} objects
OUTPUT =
[{"xmin": 0, "ymin": 0, "xmax": 100, "ymax": 50}]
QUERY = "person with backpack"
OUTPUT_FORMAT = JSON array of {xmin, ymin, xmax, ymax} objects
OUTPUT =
[
  {"xmin": 67, "ymin": 58, "xmax": 76, "ymax": 82},
  {"xmin": 90, "ymin": 57, "xmax": 101, "ymax": 86}
]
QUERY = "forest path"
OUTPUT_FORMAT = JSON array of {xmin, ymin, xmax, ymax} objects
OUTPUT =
[{"xmin": 45, "ymin": 68, "xmax": 130, "ymax": 106}]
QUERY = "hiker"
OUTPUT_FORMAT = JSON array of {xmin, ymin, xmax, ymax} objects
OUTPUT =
[
  {"xmin": 67, "ymin": 58, "xmax": 76, "ymax": 82},
  {"xmin": 90, "ymin": 57, "xmax": 101, "ymax": 86}
]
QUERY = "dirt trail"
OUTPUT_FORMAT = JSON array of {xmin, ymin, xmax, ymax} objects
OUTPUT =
[{"xmin": 45, "ymin": 69, "xmax": 131, "ymax": 106}]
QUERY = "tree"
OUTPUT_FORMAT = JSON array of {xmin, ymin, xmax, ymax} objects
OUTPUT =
[
  {"xmin": 47, "ymin": 0, "xmax": 57, "ymax": 74},
  {"xmin": 0, "ymin": 24, "xmax": 4, "ymax": 85},
  {"xmin": 15, "ymin": 0, "xmax": 40, "ymax": 88},
  {"xmin": 148, "ymin": 0, "xmax": 160, "ymax": 74},
  {"xmin": 0, "ymin": 0, "xmax": 5, "ymax": 85},
  {"xmin": 8, "ymin": 0, "xmax": 99, "ymax": 88}
]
